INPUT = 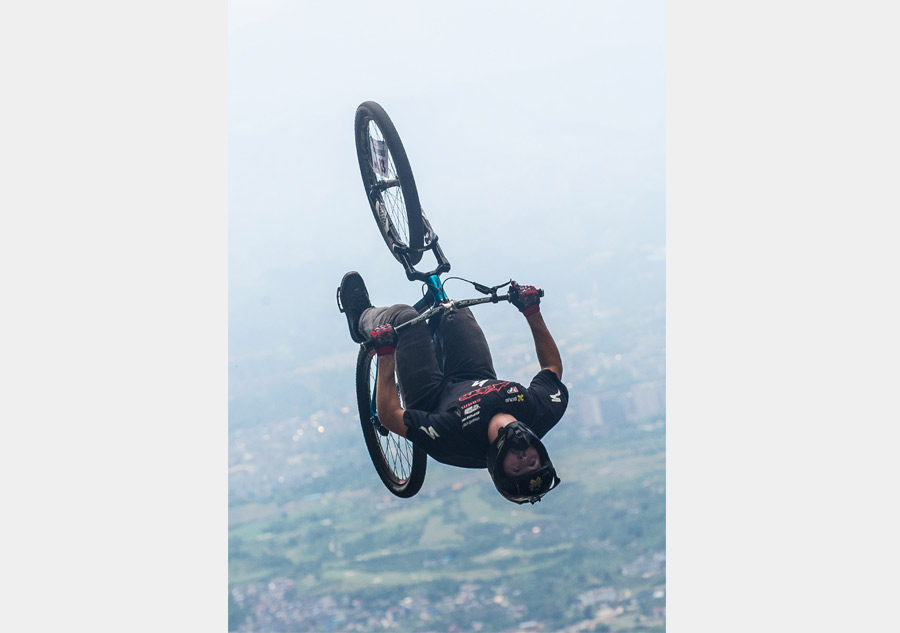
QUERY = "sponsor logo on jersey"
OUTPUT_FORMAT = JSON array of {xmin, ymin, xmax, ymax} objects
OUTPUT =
[
  {"xmin": 507, "ymin": 386, "xmax": 519, "ymax": 394},
  {"xmin": 459, "ymin": 381, "xmax": 511, "ymax": 401},
  {"xmin": 461, "ymin": 416, "xmax": 480, "ymax": 428},
  {"xmin": 462, "ymin": 404, "xmax": 482, "ymax": 423},
  {"xmin": 550, "ymin": 389, "xmax": 562, "ymax": 403},
  {"xmin": 504, "ymin": 394, "xmax": 525, "ymax": 403}
]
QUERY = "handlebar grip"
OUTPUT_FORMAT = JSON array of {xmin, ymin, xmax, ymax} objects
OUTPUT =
[
  {"xmin": 361, "ymin": 317, "xmax": 417, "ymax": 350},
  {"xmin": 496, "ymin": 288, "xmax": 544, "ymax": 303}
]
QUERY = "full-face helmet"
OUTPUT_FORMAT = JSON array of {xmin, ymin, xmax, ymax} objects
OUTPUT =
[{"xmin": 486, "ymin": 420, "xmax": 560, "ymax": 504}]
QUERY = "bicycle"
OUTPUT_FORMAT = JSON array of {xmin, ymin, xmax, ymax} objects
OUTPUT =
[{"xmin": 339, "ymin": 101, "xmax": 543, "ymax": 498}]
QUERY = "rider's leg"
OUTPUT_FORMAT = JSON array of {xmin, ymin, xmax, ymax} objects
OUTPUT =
[
  {"xmin": 359, "ymin": 304, "xmax": 445, "ymax": 411},
  {"xmin": 434, "ymin": 307, "xmax": 497, "ymax": 382}
]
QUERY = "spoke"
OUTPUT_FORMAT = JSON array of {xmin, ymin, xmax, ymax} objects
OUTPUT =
[
  {"xmin": 367, "ymin": 120, "xmax": 410, "ymax": 246},
  {"xmin": 370, "ymin": 353, "xmax": 414, "ymax": 483},
  {"xmin": 382, "ymin": 433, "xmax": 411, "ymax": 482}
]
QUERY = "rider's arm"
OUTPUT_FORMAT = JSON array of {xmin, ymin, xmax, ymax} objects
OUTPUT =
[
  {"xmin": 509, "ymin": 281, "xmax": 562, "ymax": 380},
  {"xmin": 374, "ymin": 353, "xmax": 408, "ymax": 437},
  {"xmin": 526, "ymin": 311, "xmax": 563, "ymax": 380}
]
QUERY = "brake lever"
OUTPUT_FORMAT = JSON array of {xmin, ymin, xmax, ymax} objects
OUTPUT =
[{"xmin": 474, "ymin": 280, "xmax": 512, "ymax": 298}]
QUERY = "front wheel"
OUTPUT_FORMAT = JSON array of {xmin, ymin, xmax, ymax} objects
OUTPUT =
[
  {"xmin": 354, "ymin": 101, "xmax": 425, "ymax": 266},
  {"xmin": 355, "ymin": 345, "xmax": 427, "ymax": 497}
]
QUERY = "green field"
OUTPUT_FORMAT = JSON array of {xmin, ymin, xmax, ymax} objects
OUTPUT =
[{"xmin": 229, "ymin": 419, "xmax": 665, "ymax": 632}]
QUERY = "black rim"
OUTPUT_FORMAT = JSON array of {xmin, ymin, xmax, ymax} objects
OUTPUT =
[{"xmin": 355, "ymin": 103, "xmax": 424, "ymax": 265}]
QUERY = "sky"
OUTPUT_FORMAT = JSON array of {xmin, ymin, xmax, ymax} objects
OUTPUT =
[
  {"xmin": 3, "ymin": 2, "xmax": 899, "ymax": 632},
  {"xmin": 227, "ymin": 0, "xmax": 665, "ymax": 373}
]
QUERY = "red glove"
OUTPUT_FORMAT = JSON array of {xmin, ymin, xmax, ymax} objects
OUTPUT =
[
  {"xmin": 370, "ymin": 324, "xmax": 398, "ymax": 356},
  {"xmin": 509, "ymin": 281, "xmax": 541, "ymax": 317}
]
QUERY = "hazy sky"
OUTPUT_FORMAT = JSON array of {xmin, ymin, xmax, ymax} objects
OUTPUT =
[{"xmin": 228, "ymin": 0, "xmax": 665, "ymax": 362}]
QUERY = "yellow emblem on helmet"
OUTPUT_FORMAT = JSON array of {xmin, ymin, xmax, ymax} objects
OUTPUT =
[{"xmin": 529, "ymin": 476, "xmax": 542, "ymax": 492}]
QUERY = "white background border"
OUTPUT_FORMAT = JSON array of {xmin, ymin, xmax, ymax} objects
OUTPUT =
[
  {"xmin": 2, "ymin": 2, "xmax": 226, "ymax": 631},
  {"xmin": 669, "ymin": 1, "xmax": 899, "ymax": 630},
  {"xmin": 2, "ymin": 1, "xmax": 898, "ymax": 631}
]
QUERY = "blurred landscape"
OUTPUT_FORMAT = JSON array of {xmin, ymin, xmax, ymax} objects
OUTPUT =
[{"xmin": 228, "ymin": 244, "xmax": 665, "ymax": 632}]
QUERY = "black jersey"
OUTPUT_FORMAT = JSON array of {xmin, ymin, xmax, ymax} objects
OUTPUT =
[{"xmin": 403, "ymin": 369, "xmax": 568, "ymax": 469}]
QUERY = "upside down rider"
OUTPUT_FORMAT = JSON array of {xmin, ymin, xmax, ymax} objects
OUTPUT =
[{"xmin": 339, "ymin": 271, "xmax": 569, "ymax": 504}]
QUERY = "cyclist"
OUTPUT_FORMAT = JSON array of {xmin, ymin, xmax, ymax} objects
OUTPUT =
[{"xmin": 339, "ymin": 271, "xmax": 568, "ymax": 504}]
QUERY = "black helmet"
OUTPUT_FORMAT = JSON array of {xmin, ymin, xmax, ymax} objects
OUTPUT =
[{"xmin": 486, "ymin": 421, "xmax": 560, "ymax": 504}]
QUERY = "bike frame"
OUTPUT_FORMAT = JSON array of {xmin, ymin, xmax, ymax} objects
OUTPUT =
[
  {"xmin": 361, "ymin": 218, "xmax": 544, "ymax": 437},
  {"xmin": 398, "ymin": 213, "xmax": 451, "ymax": 286}
]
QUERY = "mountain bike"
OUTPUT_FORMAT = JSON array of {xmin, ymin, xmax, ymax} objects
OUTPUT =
[{"xmin": 340, "ymin": 101, "xmax": 542, "ymax": 498}]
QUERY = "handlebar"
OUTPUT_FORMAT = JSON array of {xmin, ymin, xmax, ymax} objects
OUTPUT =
[{"xmin": 361, "ymin": 288, "xmax": 544, "ymax": 350}]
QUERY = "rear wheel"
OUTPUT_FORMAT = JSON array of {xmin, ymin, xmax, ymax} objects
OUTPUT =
[
  {"xmin": 355, "ymin": 345, "xmax": 427, "ymax": 497},
  {"xmin": 354, "ymin": 101, "xmax": 424, "ymax": 266}
]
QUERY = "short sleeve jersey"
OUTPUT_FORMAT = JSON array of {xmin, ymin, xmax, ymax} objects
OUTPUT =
[{"xmin": 402, "ymin": 369, "xmax": 568, "ymax": 468}]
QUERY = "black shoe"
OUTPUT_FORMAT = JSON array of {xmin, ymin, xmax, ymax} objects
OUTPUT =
[{"xmin": 337, "ymin": 271, "xmax": 373, "ymax": 344}]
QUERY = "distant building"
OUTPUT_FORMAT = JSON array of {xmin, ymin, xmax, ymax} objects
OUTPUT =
[
  {"xmin": 578, "ymin": 586, "xmax": 618, "ymax": 606},
  {"xmin": 622, "ymin": 551, "xmax": 665, "ymax": 577}
]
